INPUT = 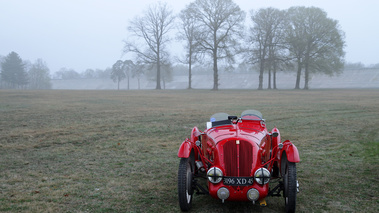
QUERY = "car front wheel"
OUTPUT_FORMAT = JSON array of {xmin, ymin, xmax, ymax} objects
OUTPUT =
[
  {"xmin": 282, "ymin": 154, "xmax": 297, "ymax": 213},
  {"xmin": 178, "ymin": 156, "xmax": 194, "ymax": 211}
]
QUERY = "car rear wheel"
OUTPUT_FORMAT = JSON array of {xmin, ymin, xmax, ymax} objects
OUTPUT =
[
  {"xmin": 282, "ymin": 154, "xmax": 297, "ymax": 213},
  {"xmin": 178, "ymin": 156, "xmax": 194, "ymax": 211}
]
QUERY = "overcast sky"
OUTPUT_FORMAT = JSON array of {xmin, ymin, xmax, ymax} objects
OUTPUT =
[{"xmin": 1, "ymin": 0, "xmax": 378, "ymax": 73}]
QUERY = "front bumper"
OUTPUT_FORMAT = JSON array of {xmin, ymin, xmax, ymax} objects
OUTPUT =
[{"xmin": 208, "ymin": 182, "xmax": 269, "ymax": 202}]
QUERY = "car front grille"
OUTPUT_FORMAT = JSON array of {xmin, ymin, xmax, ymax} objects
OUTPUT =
[{"xmin": 223, "ymin": 140, "xmax": 253, "ymax": 177}]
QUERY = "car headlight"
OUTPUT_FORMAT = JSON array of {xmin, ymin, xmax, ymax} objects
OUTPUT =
[
  {"xmin": 247, "ymin": 188, "xmax": 259, "ymax": 202},
  {"xmin": 254, "ymin": 168, "xmax": 270, "ymax": 185},
  {"xmin": 207, "ymin": 167, "xmax": 223, "ymax": 183},
  {"xmin": 217, "ymin": 187, "xmax": 229, "ymax": 203}
]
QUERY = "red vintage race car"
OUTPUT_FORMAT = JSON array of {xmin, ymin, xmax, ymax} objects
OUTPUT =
[{"xmin": 177, "ymin": 110, "xmax": 300, "ymax": 212}]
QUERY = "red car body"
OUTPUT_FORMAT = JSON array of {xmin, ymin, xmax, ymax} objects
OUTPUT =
[{"xmin": 177, "ymin": 110, "xmax": 300, "ymax": 212}]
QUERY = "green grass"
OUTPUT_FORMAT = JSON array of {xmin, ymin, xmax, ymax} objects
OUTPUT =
[{"xmin": 0, "ymin": 89, "xmax": 378, "ymax": 212}]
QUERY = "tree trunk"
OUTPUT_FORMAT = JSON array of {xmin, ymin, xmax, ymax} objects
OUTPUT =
[
  {"xmin": 188, "ymin": 54, "xmax": 192, "ymax": 89},
  {"xmin": 304, "ymin": 63, "xmax": 309, "ymax": 90},
  {"xmin": 295, "ymin": 58, "xmax": 302, "ymax": 89},
  {"xmin": 117, "ymin": 78, "xmax": 120, "ymax": 90},
  {"xmin": 156, "ymin": 47, "xmax": 161, "ymax": 89},
  {"xmin": 156, "ymin": 63, "xmax": 161, "ymax": 89},
  {"xmin": 258, "ymin": 59, "xmax": 264, "ymax": 90},
  {"xmin": 268, "ymin": 65, "xmax": 272, "ymax": 89},
  {"xmin": 268, "ymin": 45, "xmax": 273, "ymax": 90},
  {"xmin": 213, "ymin": 48, "xmax": 218, "ymax": 90},
  {"xmin": 303, "ymin": 51, "xmax": 310, "ymax": 90},
  {"xmin": 258, "ymin": 45, "xmax": 266, "ymax": 90},
  {"xmin": 127, "ymin": 76, "xmax": 130, "ymax": 90},
  {"xmin": 273, "ymin": 64, "xmax": 277, "ymax": 90}
]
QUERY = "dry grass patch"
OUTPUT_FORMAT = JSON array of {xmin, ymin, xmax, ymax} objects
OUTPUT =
[{"xmin": 0, "ymin": 89, "xmax": 378, "ymax": 212}]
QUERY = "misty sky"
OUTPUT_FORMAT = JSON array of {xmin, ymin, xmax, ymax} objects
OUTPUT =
[{"xmin": 1, "ymin": 0, "xmax": 378, "ymax": 73}]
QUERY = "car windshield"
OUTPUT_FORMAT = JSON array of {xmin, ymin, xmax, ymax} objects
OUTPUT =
[
  {"xmin": 210, "ymin": 112, "xmax": 230, "ymax": 122},
  {"xmin": 208, "ymin": 112, "xmax": 232, "ymax": 128},
  {"xmin": 241, "ymin": 110, "xmax": 263, "ymax": 120}
]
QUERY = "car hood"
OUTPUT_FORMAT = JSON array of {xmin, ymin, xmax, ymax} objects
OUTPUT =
[{"xmin": 205, "ymin": 124, "xmax": 266, "ymax": 145}]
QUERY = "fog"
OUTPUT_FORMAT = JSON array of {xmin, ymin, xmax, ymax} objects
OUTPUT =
[
  {"xmin": 1, "ymin": 0, "xmax": 378, "ymax": 74},
  {"xmin": 50, "ymin": 68, "xmax": 379, "ymax": 90}
]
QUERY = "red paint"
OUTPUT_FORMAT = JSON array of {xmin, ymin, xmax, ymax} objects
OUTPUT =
[
  {"xmin": 178, "ymin": 111, "xmax": 300, "ymax": 203},
  {"xmin": 177, "ymin": 139, "xmax": 192, "ymax": 158}
]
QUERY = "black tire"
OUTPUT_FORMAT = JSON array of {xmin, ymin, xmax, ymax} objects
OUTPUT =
[
  {"xmin": 282, "ymin": 154, "xmax": 297, "ymax": 213},
  {"xmin": 178, "ymin": 156, "xmax": 194, "ymax": 211}
]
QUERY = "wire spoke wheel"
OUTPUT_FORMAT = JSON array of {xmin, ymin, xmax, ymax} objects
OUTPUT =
[
  {"xmin": 282, "ymin": 154, "xmax": 297, "ymax": 213},
  {"xmin": 178, "ymin": 156, "xmax": 194, "ymax": 211}
]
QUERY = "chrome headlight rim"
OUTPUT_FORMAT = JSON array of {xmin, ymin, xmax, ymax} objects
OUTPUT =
[
  {"xmin": 254, "ymin": 168, "xmax": 271, "ymax": 185},
  {"xmin": 207, "ymin": 167, "xmax": 223, "ymax": 184}
]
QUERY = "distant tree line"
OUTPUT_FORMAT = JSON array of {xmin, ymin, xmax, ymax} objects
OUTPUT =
[
  {"xmin": 0, "ymin": 52, "xmax": 51, "ymax": 89},
  {"xmin": 1, "ymin": 50, "xmax": 376, "ymax": 90},
  {"xmin": 53, "ymin": 67, "xmax": 112, "ymax": 80},
  {"xmin": 0, "ymin": 52, "xmax": 115, "ymax": 89},
  {"xmin": 110, "ymin": 59, "xmax": 172, "ymax": 90},
  {"xmin": 344, "ymin": 62, "xmax": 379, "ymax": 70},
  {"xmin": 2, "ymin": 0, "xmax": 378, "ymax": 90},
  {"xmin": 123, "ymin": 0, "xmax": 348, "ymax": 90}
]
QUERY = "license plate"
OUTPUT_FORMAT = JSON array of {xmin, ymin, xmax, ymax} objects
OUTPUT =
[{"xmin": 223, "ymin": 177, "xmax": 254, "ymax": 186}]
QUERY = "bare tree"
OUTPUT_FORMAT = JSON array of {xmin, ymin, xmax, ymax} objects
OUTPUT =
[
  {"xmin": 54, "ymin": 67, "xmax": 80, "ymax": 80},
  {"xmin": 266, "ymin": 10, "xmax": 287, "ymax": 89},
  {"xmin": 187, "ymin": 0, "xmax": 245, "ymax": 90},
  {"xmin": 111, "ymin": 60, "xmax": 126, "ymax": 90},
  {"xmin": 83, "ymin": 69, "xmax": 95, "ymax": 78},
  {"xmin": 177, "ymin": 6, "xmax": 200, "ymax": 89},
  {"xmin": 245, "ymin": 8, "xmax": 285, "ymax": 90},
  {"xmin": 285, "ymin": 8, "xmax": 307, "ymax": 89},
  {"xmin": 28, "ymin": 58, "xmax": 52, "ymax": 89},
  {"xmin": 123, "ymin": 60, "xmax": 134, "ymax": 90},
  {"xmin": 144, "ymin": 62, "xmax": 173, "ymax": 89},
  {"xmin": 161, "ymin": 62, "xmax": 173, "ymax": 89},
  {"xmin": 132, "ymin": 62, "xmax": 145, "ymax": 90},
  {"xmin": 286, "ymin": 7, "xmax": 345, "ymax": 89},
  {"xmin": 124, "ymin": 2, "xmax": 175, "ymax": 90}
]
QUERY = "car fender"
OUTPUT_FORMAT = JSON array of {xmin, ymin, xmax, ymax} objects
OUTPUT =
[
  {"xmin": 281, "ymin": 140, "xmax": 300, "ymax": 163},
  {"xmin": 191, "ymin": 126, "xmax": 202, "ymax": 143},
  {"xmin": 178, "ymin": 139, "xmax": 193, "ymax": 158},
  {"xmin": 178, "ymin": 127, "xmax": 202, "ymax": 159}
]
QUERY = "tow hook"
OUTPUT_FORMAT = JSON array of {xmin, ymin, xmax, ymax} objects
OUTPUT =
[{"xmin": 296, "ymin": 180, "xmax": 299, "ymax": 193}]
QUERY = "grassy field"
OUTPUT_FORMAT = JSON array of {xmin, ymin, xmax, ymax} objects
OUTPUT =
[{"xmin": 0, "ymin": 89, "xmax": 378, "ymax": 212}]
